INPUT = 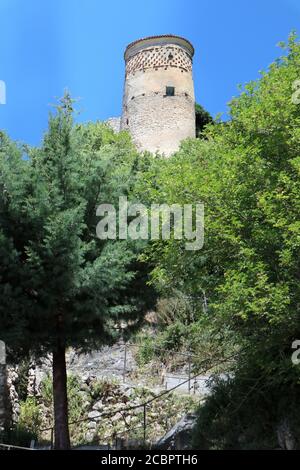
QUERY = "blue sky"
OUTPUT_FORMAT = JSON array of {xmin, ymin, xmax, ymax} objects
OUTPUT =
[{"xmin": 0, "ymin": 0, "xmax": 299, "ymax": 145}]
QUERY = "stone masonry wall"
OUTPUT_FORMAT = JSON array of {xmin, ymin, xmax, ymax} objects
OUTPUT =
[
  {"xmin": 0, "ymin": 341, "xmax": 7, "ymax": 431},
  {"xmin": 121, "ymin": 37, "xmax": 195, "ymax": 156}
]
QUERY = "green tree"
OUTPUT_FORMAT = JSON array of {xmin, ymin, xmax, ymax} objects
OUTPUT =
[
  {"xmin": 0, "ymin": 94, "xmax": 155, "ymax": 449},
  {"xmin": 137, "ymin": 33, "xmax": 300, "ymax": 447},
  {"xmin": 195, "ymin": 103, "xmax": 213, "ymax": 137}
]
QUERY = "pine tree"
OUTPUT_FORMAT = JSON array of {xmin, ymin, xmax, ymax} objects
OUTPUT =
[{"xmin": 0, "ymin": 94, "xmax": 155, "ymax": 449}]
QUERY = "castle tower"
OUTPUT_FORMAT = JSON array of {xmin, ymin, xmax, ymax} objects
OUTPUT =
[{"xmin": 121, "ymin": 35, "xmax": 195, "ymax": 156}]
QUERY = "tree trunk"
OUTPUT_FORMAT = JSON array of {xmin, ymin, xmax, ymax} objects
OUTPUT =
[{"xmin": 52, "ymin": 340, "xmax": 70, "ymax": 450}]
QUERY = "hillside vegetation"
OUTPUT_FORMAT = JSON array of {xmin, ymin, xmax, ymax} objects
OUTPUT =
[{"xmin": 1, "ymin": 33, "xmax": 300, "ymax": 449}]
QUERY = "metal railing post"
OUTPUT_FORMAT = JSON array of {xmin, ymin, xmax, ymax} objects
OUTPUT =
[
  {"xmin": 188, "ymin": 353, "xmax": 191, "ymax": 394},
  {"xmin": 123, "ymin": 343, "xmax": 127, "ymax": 383},
  {"xmin": 50, "ymin": 427, "xmax": 54, "ymax": 450},
  {"xmin": 143, "ymin": 405, "xmax": 147, "ymax": 447}
]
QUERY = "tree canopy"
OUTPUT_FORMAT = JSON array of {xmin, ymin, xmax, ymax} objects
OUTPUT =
[
  {"xmin": 134, "ymin": 33, "xmax": 300, "ymax": 448},
  {"xmin": 0, "ymin": 94, "xmax": 155, "ymax": 447}
]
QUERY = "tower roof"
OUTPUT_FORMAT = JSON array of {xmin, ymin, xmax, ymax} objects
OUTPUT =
[{"xmin": 124, "ymin": 34, "xmax": 195, "ymax": 60}]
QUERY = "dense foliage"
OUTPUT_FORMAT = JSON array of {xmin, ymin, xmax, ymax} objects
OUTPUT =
[
  {"xmin": 134, "ymin": 34, "xmax": 300, "ymax": 448},
  {"xmin": 2, "ymin": 32, "xmax": 300, "ymax": 449},
  {"xmin": 195, "ymin": 103, "xmax": 213, "ymax": 137},
  {"xmin": 0, "ymin": 98, "xmax": 155, "ymax": 356},
  {"xmin": 0, "ymin": 95, "xmax": 155, "ymax": 447}
]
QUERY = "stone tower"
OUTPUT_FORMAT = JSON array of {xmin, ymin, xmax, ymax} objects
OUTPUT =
[{"xmin": 121, "ymin": 35, "xmax": 195, "ymax": 156}]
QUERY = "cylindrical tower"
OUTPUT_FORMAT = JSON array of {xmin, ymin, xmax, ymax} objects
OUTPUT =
[{"xmin": 121, "ymin": 35, "xmax": 195, "ymax": 156}]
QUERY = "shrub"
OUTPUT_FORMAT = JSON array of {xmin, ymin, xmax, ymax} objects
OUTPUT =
[
  {"xmin": 135, "ymin": 336, "xmax": 156, "ymax": 366},
  {"xmin": 192, "ymin": 360, "xmax": 300, "ymax": 450},
  {"xmin": 41, "ymin": 373, "xmax": 85, "ymax": 424},
  {"xmin": 16, "ymin": 359, "xmax": 30, "ymax": 401},
  {"xmin": 18, "ymin": 398, "xmax": 42, "ymax": 437}
]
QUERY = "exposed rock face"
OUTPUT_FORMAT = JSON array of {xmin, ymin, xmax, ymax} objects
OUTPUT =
[
  {"xmin": 27, "ymin": 362, "xmax": 38, "ymax": 397},
  {"xmin": 7, "ymin": 366, "xmax": 20, "ymax": 422},
  {"xmin": 155, "ymin": 413, "xmax": 197, "ymax": 450},
  {"xmin": 2, "ymin": 343, "xmax": 200, "ymax": 448},
  {"xmin": 277, "ymin": 418, "xmax": 297, "ymax": 450},
  {"xmin": 0, "ymin": 342, "xmax": 11, "ymax": 431},
  {"xmin": 0, "ymin": 365, "xmax": 7, "ymax": 431}
]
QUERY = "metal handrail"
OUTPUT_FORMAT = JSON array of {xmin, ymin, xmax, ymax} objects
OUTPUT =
[
  {"xmin": 0, "ymin": 443, "xmax": 34, "ymax": 451},
  {"xmin": 41, "ymin": 349, "xmax": 237, "ymax": 441}
]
